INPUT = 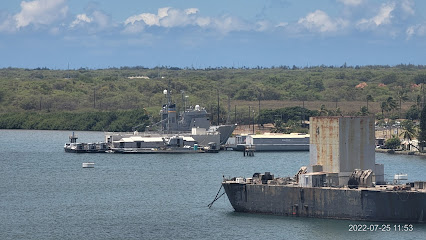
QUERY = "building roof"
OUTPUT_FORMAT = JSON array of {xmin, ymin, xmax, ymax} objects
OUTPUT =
[
  {"xmin": 119, "ymin": 136, "xmax": 196, "ymax": 142},
  {"xmin": 249, "ymin": 133, "xmax": 309, "ymax": 139},
  {"xmin": 182, "ymin": 136, "xmax": 196, "ymax": 141},
  {"xmin": 119, "ymin": 136, "xmax": 164, "ymax": 142}
]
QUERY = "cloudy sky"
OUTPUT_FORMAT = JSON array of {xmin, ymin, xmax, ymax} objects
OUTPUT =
[{"xmin": 1, "ymin": 0, "xmax": 426, "ymax": 69}]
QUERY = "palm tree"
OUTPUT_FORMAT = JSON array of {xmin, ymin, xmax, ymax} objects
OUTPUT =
[
  {"xmin": 380, "ymin": 101, "xmax": 388, "ymax": 116},
  {"xmin": 386, "ymin": 97, "xmax": 398, "ymax": 116},
  {"xmin": 366, "ymin": 95, "xmax": 374, "ymax": 112},
  {"xmin": 416, "ymin": 95, "xmax": 422, "ymax": 111},
  {"xmin": 397, "ymin": 90, "xmax": 409, "ymax": 119},
  {"xmin": 399, "ymin": 120, "xmax": 418, "ymax": 150},
  {"xmin": 359, "ymin": 106, "xmax": 368, "ymax": 116},
  {"xmin": 319, "ymin": 105, "xmax": 328, "ymax": 116}
]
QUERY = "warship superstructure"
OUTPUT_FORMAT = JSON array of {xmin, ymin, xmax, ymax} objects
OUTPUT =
[{"xmin": 105, "ymin": 88, "xmax": 235, "ymax": 153}]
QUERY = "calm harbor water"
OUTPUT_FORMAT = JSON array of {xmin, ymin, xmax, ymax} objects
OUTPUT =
[{"xmin": 0, "ymin": 130, "xmax": 425, "ymax": 240}]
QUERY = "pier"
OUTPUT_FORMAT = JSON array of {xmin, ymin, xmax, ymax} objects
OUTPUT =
[{"xmin": 243, "ymin": 146, "xmax": 255, "ymax": 156}]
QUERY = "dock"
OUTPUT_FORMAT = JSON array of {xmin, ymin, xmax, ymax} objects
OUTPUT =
[{"xmin": 243, "ymin": 146, "xmax": 255, "ymax": 156}]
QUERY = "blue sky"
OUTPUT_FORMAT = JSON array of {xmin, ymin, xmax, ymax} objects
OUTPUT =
[{"xmin": 1, "ymin": 0, "xmax": 426, "ymax": 69}]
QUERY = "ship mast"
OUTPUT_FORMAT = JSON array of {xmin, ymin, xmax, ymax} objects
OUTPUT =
[{"xmin": 167, "ymin": 79, "xmax": 171, "ymax": 134}]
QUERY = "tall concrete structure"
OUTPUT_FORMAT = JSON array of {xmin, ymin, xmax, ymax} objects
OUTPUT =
[{"xmin": 309, "ymin": 116, "xmax": 376, "ymax": 174}]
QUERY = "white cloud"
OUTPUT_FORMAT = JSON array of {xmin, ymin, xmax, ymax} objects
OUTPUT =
[
  {"xmin": 0, "ymin": 13, "xmax": 16, "ymax": 32},
  {"xmin": 158, "ymin": 7, "xmax": 169, "ymax": 19},
  {"xmin": 195, "ymin": 17, "xmax": 211, "ymax": 27},
  {"xmin": 124, "ymin": 7, "xmax": 202, "ymax": 29},
  {"xmin": 406, "ymin": 25, "xmax": 415, "ymax": 39},
  {"xmin": 255, "ymin": 20, "xmax": 271, "ymax": 32},
  {"xmin": 122, "ymin": 21, "xmax": 145, "ymax": 34},
  {"xmin": 373, "ymin": 3, "xmax": 395, "ymax": 25},
  {"xmin": 356, "ymin": 3, "xmax": 395, "ymax": 30},
  {"xmin": 124, "ymin": 7, "xmax": 252, "ymax": 34},
  {"xmin": 124, "ymin": 8, "xmax": 173, "ymax": 27},
  {"xmin": 124, "ymin": 13, "xmax": 160, "ymax": 26},
  {"xmin": 406, "ymin": 24, "xmax": 426, "ymax": 39},
  {"xmin": 159, "ymin": 8, "xmax": 195, "ymax": 28},
  {"xmin": 337, "ymin": 0, "xmax": 364, "ymax": 6},
  {"xmin": 69, "ymin": 10, "xmax": 113, "ymax": 32},
  {"xmin": 92, "ymin": 11, "xmax": 110, "ymax": 29},
  {"xmin": 275, "ymin": 22, "xmax": 288, "ymax": 28},
  {"xmin": 401, "ymin": 0, "xmax": 415, "ymax": 16},
  {"xmin": 210, "ymin": 16, "xmax": 250, "ymax": 33},
  {"xmin": 298, "ymin": 10, "xmax": 348, "ymax": 33},
  {"xmin": 70, "ymin": 14, "xmax": 92, "ymax": 28},
  {"xmin": 14, "ymin": 0, "xmax": 68, "ymax": 28}
]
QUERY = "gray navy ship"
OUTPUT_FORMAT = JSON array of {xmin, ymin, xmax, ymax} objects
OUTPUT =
[
  {"xmin": 222, "ymin": 116, "xmax": 426, "ymax": 222},
  {"xmin": 65, "ymin": 88, "xmax": 236, "ymax": 153},
  {"xmin": 103, "ymin": 89, "xmax": 236, "ymax": 153}
]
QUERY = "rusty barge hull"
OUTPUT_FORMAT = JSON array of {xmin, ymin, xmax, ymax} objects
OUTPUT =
[{"xmin": 223, "ymin": 183, "xmax": 426, "ymax": 222}]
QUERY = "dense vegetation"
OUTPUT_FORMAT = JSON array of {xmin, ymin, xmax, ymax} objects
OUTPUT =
[
  {"xmin": 0, "ymin": 110, "xmax": 149, "ymax": 132},
  {"xmin": 1, "ymin": 64, "xmax": 426, "ymax": 130}
]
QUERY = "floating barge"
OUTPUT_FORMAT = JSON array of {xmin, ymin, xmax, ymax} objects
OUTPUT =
[
  {"xmin": 232, "ymin": 133, "xmax": 309, "ymax": 151},
  {"xmin": 64, "ymin": 133, "xmax": 108, "ymax": 153},
  {"xmin": 223, "ymin": 173, "xmax": 426, "ymax": 222},
  {"xmin": 222, "ymin": 116, "xmax": 426, "ymax": 222}
]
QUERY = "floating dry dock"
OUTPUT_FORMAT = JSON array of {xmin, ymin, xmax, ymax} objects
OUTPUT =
[{"xmin": 222, "ymin": 116, "xmax": 426, "ymax": 222}]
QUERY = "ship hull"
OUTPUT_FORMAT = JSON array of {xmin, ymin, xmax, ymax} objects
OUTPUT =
[
  {"xmin": 233, "ymin": 144, "xmax": 309, "ymax": 151},
  {"xmin": 223, "ymin": 182, "xmax": 426, "ymax": 222},
  {"xmin": 64, "ymin": 148, "xmax": 107, "ymax": 153},
  {"xmin": 111, "ymin": 148, "xmax": 205, "ymax": 154}
]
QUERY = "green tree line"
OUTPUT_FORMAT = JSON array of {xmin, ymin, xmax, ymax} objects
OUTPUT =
[
  {"xmin": 2, "ymin": 65, "xmax": 426, "ymax": 131},
  {"xmin": 0, "ymin": 110, "xmax": 149, "ymax": 132},
  {"xmin": 1, "ymin": 65, "xmax": 426, "ymax": 114}
]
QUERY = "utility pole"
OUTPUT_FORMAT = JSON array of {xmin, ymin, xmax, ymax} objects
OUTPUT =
[
  {"xmin": 217, "ymin": 89, "xmax": 220, "ymax": 125},
  {"xmin": 181, "ymin": 90, "xmax": 186, "ymax": 112},
  {"xmin": 423, "ymin": 83, "xmax": 425, "ymax": 109},
  {"xmin": 302, "ymin": 100, "xmax": 305, "ymax": 127},
  {"xmin": 258, "ymin": 97, "xmax": 261, "ymax": 127},
  {"xmin": 227, "ymin": 95, "xmax": 231, "ymax": 124},
  {"xmin": 93, "ymin": 88, "xmax": 96, "ymax": 109},
  {"xmin": 234, "ymin": 105, "xmax": 237, "ymax": 124},
  {"xmin": 252, "ymin": 110, "xmax": 255, "ymax": 134},
  {"xmin": 248, "ymin": 106, "xmax": 251, "ymax": 131},
  {"xmin": 167, "ymin": 79, "xmax": 171, "ymax": 134}
]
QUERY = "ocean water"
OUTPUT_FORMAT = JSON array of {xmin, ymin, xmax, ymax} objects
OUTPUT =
[{"xmin": 0, "ymin": 130, "xmax": 425, "ymax": 240}]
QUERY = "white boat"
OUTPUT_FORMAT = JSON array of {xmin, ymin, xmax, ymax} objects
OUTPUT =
[{"xmin": 82, "ymin": 162, "xmax": 95, "ymax": 168}]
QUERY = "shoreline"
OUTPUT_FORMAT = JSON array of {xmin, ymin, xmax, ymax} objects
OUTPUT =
[{"xmin": 375, "ymin": 148, "xmax": 426, "ymax": 157}]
